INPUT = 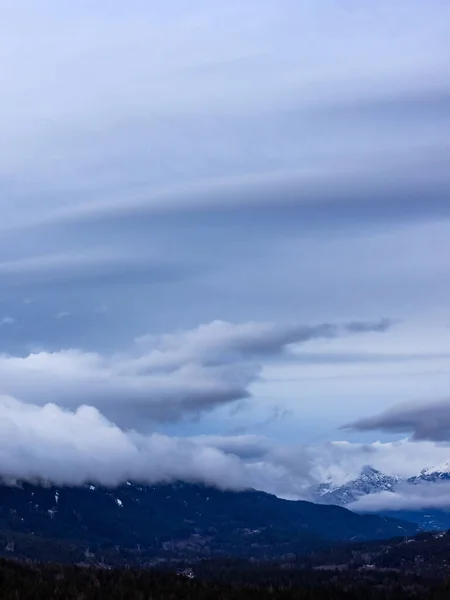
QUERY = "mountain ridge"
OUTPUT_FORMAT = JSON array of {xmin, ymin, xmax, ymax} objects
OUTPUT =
[{"xmin": 0, "ymin": 480, "xmax": 418, "ymax": 565}]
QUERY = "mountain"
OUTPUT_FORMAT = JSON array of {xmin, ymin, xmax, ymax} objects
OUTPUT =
[
  {"xmin": 0, "ymin": 481, "xmax": 418, "ymax": 565},
  {"xmin": 385, "ymin": 462, "xmax": 450, "ymax": 530},
  {"xmin": 313, "ymin": 464, "xmax": 450, "ymax": 532},
  {"xmin": 314, "ymin": 466, "xmax": 401, "ymax": 506},
  {"xmin": 408, "ymin": 461, "xmax": 450, "ymax": 484}
]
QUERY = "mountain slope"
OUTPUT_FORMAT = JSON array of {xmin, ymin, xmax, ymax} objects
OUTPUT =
[{"xmin": 0, "ymin": 481, "xmax": 418, "ymax": 563}]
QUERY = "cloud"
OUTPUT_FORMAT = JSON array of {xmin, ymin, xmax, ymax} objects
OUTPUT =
[
  {"xmin": 0, "ymin": 316, "xmax": 15, "ymax": 327},
  {"xmin": 285, "ymin": 350, "xmax": 450, "ymax": 366},
  {"xmin": 2, "ymin": 3, "xmax": 450, "ymax": 238},
  {"xmin": 343, "ymin": 398, "xmax": 450, "ymax": 442},
  {"xmin": 2, "ymin": 400, "xmax": 450, "ymax": 503},
  {"xmin": 0, "ymin": 3, "xmax": 447, "ymax": 362},
  {"xmin": 0, "ymin": 252, "xmax": 193, "ymax": 288},
  {"xmin": 56, "ymin": 311, "xmax": 71, "ymax": 320},
  {"xmin": 0, "ymin": 396, "xmax": 314, "ymax": 495},
  {"xmin": 348, "ymin": 481, "xmax": 450, "ymax": 512},
  {"xmin": 0, "ymin": 318, "xmax": 392, "ymax": 427},
  {"xmin": 0, "ymin": 396, "xmax": 254, "ymax": 489},
  {"xmin": 94, "ymin": 304, "xmax": 108, "ymax": 314},
  {"xmin": 305, "ymin": 439, "xmax": 450, "ymax": 486},
  {"xmin": 1, "ymin": 2, "xmax": 448, "ymax": 198},
  {"xmin": 15, "ymin": 150, "xmax": 450, "ymax": 236},
  {"xmin": 135, "ymin": 318, "xmax": 392, "ymax": 361},
  {"xmin": 190, "ymin": 434, "xmax": 274, "ymax": 460},
  {"xmin": 0, "ymin": 1, "xmax": 448, "ymax": 489}
]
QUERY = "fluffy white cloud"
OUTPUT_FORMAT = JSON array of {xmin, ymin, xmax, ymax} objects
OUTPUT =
[
  {"xmin": 2, "ymin": 393, "xmax": 450, "ymax": 505},
  {"xmin": 0, "ymin": 396, "xmax": 313, "ymax": 496},
  {"xmin": 306, "ymin": 439, "xmax": 450, "ymax": 485},
  {"xmin": 0, "ymin": 395, "xmax": 248, "ymax": 488},
  {"xmin": 349, "ymin": 482, "xmax": 450, "ymax": 512}
]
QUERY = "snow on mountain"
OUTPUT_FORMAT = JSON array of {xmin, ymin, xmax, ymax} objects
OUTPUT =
[
  {"xmin": 424, "ymin": 460, "xmax": 450, "ymax": 475},
  {"xmin": 314, "ymin": 459, "xmax": 450, "ymax": 508},
  {"xmin": 313, "ymin": 466, "xmax": 402, "ymax": 506},
  {"xmin": 408, "ymin": 461, "xmax": 450, "ymax": 484},
  {"xmin": 309, "ymin": 461, "xmax": 450, "ymax": 532}
]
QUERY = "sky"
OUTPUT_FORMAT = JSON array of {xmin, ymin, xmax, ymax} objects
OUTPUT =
[{"xmin": 1, "ymin": 0, "xmax": 450, "ymax": 504}]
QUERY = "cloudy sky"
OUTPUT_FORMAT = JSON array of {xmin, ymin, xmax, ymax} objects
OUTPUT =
[{"xmin": 1, "ymin": 1, "xmax": 450, "ymax": 502}]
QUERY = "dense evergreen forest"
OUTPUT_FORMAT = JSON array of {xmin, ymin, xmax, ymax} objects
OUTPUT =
[{"xmin": 1, "ymin": 558, "xmax": 450, "ymax": 600}]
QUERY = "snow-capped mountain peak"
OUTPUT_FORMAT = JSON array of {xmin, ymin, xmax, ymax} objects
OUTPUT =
[
  {"xmin": 408, "ymin": 460, "xmax": 450, "ymax": 484},
  {"xmin": 313, "ymin": 466, "xmax": 402, "ymax": 506},
  {"xmin": 311, "ymin": 461, "xmax": 450, "ymax": 532},
  {"xmin": 422, "ymin": 460, "xmax": 450, "ymax": 476},
  {"xmin": 313, "ymin": 459, "xmax": 450, "ymax": 508}
]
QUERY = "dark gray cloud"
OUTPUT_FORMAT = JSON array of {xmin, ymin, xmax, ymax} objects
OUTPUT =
[{"xmin": 343, "ymin": 398, "xmax": 450, "ymax": 442}]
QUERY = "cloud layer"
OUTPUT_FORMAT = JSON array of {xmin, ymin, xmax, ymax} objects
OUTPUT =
[
  {"xmin": 0, "ymin": 396, "xmax": 315, "ymax": 496},
  {"xmin": 349, "ymin": 482, "xmax": 450, "ymax": 513},
  {"xmin": 0, "ymin": 1, "xmax": 449, "ymax": 498},
  {"xmin": 3, "ymin": 395, "xmax": 450, "ymax": 509}
]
